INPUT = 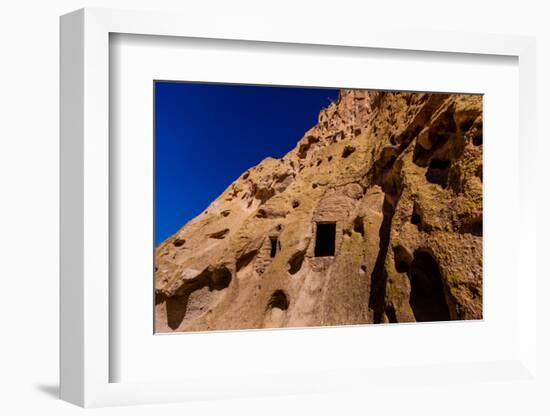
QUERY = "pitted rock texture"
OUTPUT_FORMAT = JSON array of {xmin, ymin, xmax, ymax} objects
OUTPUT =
[{"xmin": 155, "ymin": 90, "xmax": 483, "ymax": 332}]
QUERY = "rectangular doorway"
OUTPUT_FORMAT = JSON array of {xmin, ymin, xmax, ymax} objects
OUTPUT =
[{"xmin": 314, "ymin": 222, "xmax": 336, "ymax": 257}]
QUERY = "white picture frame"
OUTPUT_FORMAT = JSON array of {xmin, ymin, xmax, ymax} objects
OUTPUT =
[{"xmin": 60, "ymin": 7, "xmax": 538, "ymax": 408}]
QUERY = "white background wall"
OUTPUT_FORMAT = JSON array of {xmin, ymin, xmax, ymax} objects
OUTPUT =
[{"xmin": 0, "ymin": 0, "xmax": 547, "ymax": 414}]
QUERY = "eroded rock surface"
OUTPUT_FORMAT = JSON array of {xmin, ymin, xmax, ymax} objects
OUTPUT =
[{"xmin": 155, "ymin": 90, "xmax": 483, "ymax": 332}]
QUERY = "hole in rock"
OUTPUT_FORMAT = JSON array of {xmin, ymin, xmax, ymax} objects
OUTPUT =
[
  {"xmin": 314, "ymin": 222, "xmax": 336, "ymax": 257},
  {"xmin": 460, "ymin": 216, "xmax": 483, "ymax": 237},
  {"xmin": 292, "ymin": 200, "xmax": 300, "ymax": 209},
  {"xmin": 353, "ymin": 216, "xmax": 365, "ymax": 237},
  {"xmin": 173, "ymin": 238, "xmax": 185, "ymax": 247},
  {"xmin": 472, "ymin": 132, "xmax": 482, "ymax": 146},
  {"xmin": 429, "ymin": 112, "xmax": 456, "ymax": 148},
  {"xmin": 164, "ymin": 266, "xmax": 232, "ymax": 329},
  {"xmin": 412, "ymin": 144, "xmax": 431, "ymax": 167},
  {"xmin": 459, "ymin": 118, "xmax": 475, "ymax": 133},
  {"xmin": 288, "ymin": 250, "xmax": 306, "ymax": 275},
  {"xmin": 312, "ymin": 183, "xmax": 318, "ymax": 189},
  {"xmin": 208, "ymin": 228, "xmax": 230, "ymax": 239},
  {"xmin": 342, "ymin": 145, "xmax": 356, "ymax": 158},
  {"xmin": 254, "ymin": 187, "xmax": 275, "ymax": 204},
  {"xmin": 408, "ymin": 251, "xmax": 450, "ymax": 322},
  {"xmin": 386, "ymin": 306, "xmax": 398, "ymax": 323},
  {"xmin": 270, "ymin": 237, "xmax": 278, "ymax": 258},
  {"xmin": 425, "ymin": 159, "xmax": 450, "ymax": 188},
  {"xmin": 236, "ymin": 249, "xmax": 258, "ymax": 272},
  {"xmin": 209, "ymin": 267, "xmax": 233, "ymax": 290},
  {"xmin": 155, "ymin": 291, "xmax": 166, "ymax": 306},
  {"xmin": 470, "ymin": 219, "xmax": 483, "ymax": 236},
  {"xmin": 393, "ymin": 245, "xmax": 412, "ymax": 273},
  {"xmin": 412, "ymin": 110, "xmax": 456, "ymax": 167},
  {"xmin": 221, "ymin": 210, "xmax": 231, "ymax": 217},
  {"xmin": 327, "ymin": 156, "xmax": 333, "ymax": 162},
  {"xmin": 267, "ymin": 290, "xmax": 289, "ymax": 311},
  {"xmin": 411, "ymin": 202, "xmax": 422, "ymax": 227},
  {"xmin": 165, "ymin": 295, "xmax": 189, "ymax": 330},
  {"xmin": 297, "ymin": 136, "xmax": 320, "ymax": 159}
]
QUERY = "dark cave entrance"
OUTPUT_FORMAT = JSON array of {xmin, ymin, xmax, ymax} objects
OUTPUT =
[
  {"xmin": 314, "ymin": 222, "xmax": 336, "ymax": 257},
  {"xmin": 408, "ymin": 251, "xmax": 450, "ymax": 322},
  {"xmin": 267, "ymin": 290, "xmax": 289, "ymax": 311},
  {"xmin": 270, "ymin": 237, "xmax": 278, "ymax": 258},
  {"xmin": 425, "ymin": 158, "xmax": 451, "ymax": 188}
]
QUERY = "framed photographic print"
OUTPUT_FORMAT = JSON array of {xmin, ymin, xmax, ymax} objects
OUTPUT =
[{"xmin": 60, "ymin": 7, "xmax": 539, "ymax": 409}]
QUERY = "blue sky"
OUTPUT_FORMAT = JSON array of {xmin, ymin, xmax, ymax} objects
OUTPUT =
[{"xmin": 155, "ymin": 82, "xmax": 339, "ymax": 245}]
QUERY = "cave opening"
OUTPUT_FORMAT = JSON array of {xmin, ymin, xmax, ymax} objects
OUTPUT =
[
  {"xmin": 353, "ymin": 216, "xmax": 365, "ymax": 237},
  {"xmin": 425, "ymin": 158, "xmax": 451, "ymax": 188},
  {"xmin": 408, "ymin": 250, "xmax": 450, "ymax": 322},
  {"xmin": 314, "ymin": 222, "xmax": 336, "ymax": 257},
  {"xmin": 270, "ymin": 237, "xmax": 278, "ymax": 258},
  {"xmin": 288, "ymin": 250, "xmax": 305, "ymax": 275},
  {"xmin": 267, "ymin": 290, "xmax": 289, "ymax": 311},
  {"xmin": 411, "ymin": 202, "xmax": 421, "ymax": 226},
  {"xmin": 173, "ymin": 238, "xmax": 185, "ymax": 247},
  {"xmin": 386, "ymin": 306, "xmax": 398, "ymax": 323},
  {"xmin": 342, "ymin": 145, "xmax": 356, "ymax": 158}
]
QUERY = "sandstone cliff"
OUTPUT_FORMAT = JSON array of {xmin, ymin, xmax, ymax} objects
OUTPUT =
[{"xmin": 155, "ymin": 89, "xmax": 483, "ymax": 332}]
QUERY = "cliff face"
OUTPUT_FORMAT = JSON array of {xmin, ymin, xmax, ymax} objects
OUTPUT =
[{"xmin": 154, "ymin": 89, "xmax": 483, "ymax": 332}]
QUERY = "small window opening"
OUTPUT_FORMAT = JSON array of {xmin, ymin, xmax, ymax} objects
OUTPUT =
[
  {"xmin": 314, "ymin": 222, "xmax": 336, "ymax": 257},
  {"xmin": 270, "ymin": 237, "xmax": 278, "ymax": 258}
]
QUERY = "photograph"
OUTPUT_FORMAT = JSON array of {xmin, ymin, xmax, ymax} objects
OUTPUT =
[
  {"xmin": 153, "ymin": 82, "xmax": 483, "ymax": 333},
  {"xmin": 0, "ymin": 0, "xmax": 543, "ymax": 412}
]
